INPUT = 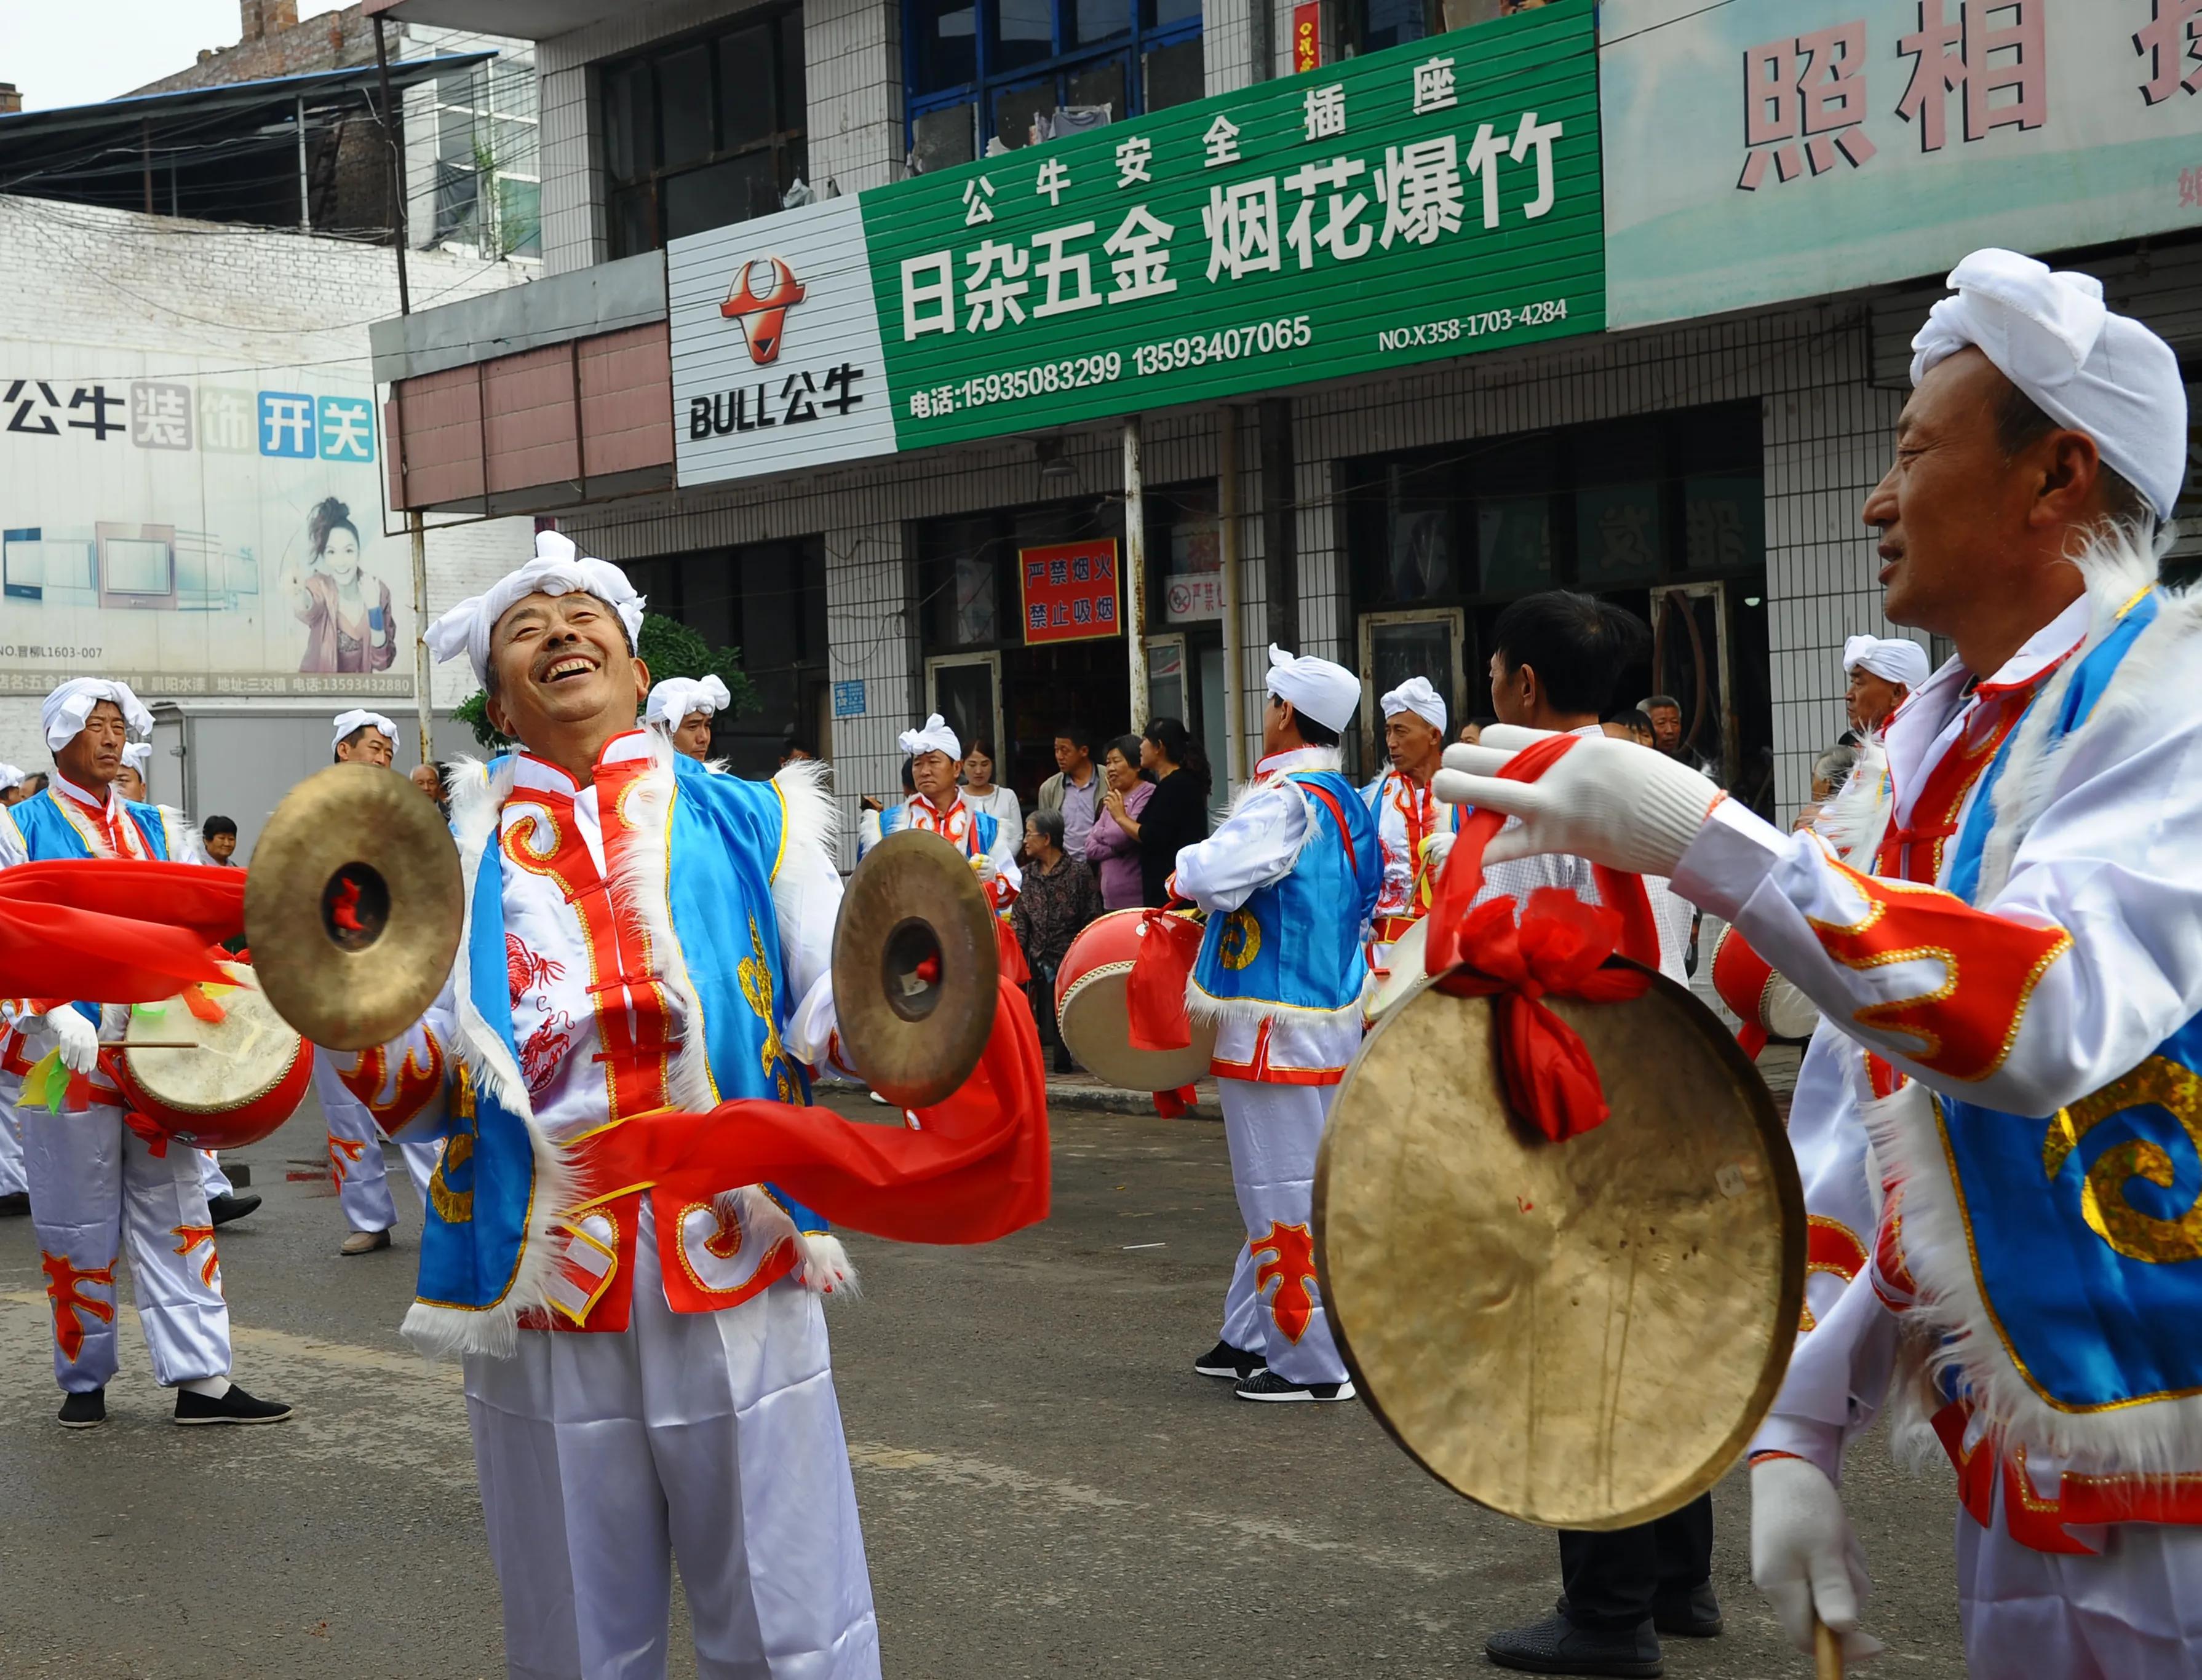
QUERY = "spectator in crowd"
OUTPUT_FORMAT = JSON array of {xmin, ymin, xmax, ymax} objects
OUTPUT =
[
  {"xmin": 1842, "ymin": 634, "xmax": 1930, "ymax": 735},
  {"xmin": 201, "ymin": 815, "xmax": 240, "ymax": 864},
  {"xmin": 1084, "ymin": 735, "xmax": 1153, "ymax": 911},
  {"xmin": 1011, "ymin": 808, "xmax": 1103, "ymax": 1074},
  {"xmin": 1642, "ymin": 694, "xmax": 1719, "ymax": 777},
  {"xmin": 1792, "ymin": 742, "xmax": 1862, "ymax": 834},
  {"xmin": 1601, "ymin": 709, "xmax": 1656, "ymax": 747},
  {"xmin": 17, "ymin": 771, "xmax": 47, "ymax": 803},
  {"xmin": 410, "ymin": 761, "xmax": 451, "ymax": 818},
  {"xmin": 1458, "ymin": 716, "xmax": 1495, "ymax": 746},
  {"xmin": 781, "ymin": 738, "xmax": 817, "ymax": 765},
  {"xmin": 1110, "ymin": 716, "xmax": 1209, "ymax": 908},
  {"xmin": 960, "ymin": 739, "xmax": 1021, "ymax": 832},
  {"xmin": 1038, "ymin": 725, "xmax": 1102, "ymax": 859}
]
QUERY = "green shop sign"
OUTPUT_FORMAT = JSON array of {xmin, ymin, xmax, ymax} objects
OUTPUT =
[
  {"xmin": 667, "ymin": 0, "xmax": 1601, "ymax": 489},
  {"xmin": 862, "ymin": 0, "xmax": 1600, "ymax": 448}
]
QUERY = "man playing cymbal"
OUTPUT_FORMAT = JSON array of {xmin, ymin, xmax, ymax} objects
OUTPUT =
[{"xmin": 356, "ymin": 529, "xmax": 876, "ymax": 1678}]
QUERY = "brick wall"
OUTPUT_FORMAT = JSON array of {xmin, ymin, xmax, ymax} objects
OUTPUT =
[
  {"xmin": 0, "ymin": 194, "xmax": 534, "ymax": 774},
  {"xmin": 130, "ymin": 2, "xmax": 376, "ymax": 95}
]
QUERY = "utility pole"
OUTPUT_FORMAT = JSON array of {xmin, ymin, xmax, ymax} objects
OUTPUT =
[{"xmin": 1124, "ymin": 417, "xmax": 1149, "ymax": 733}]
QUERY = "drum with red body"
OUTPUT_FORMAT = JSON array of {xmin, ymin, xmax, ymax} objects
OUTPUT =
[
  {"xmin": 1709, "ymin": 923, "xmax": 1819, "ymax": 1055},
  {"xmin": 1055, "ymin": 908, "xmax": 1217, "ymax": 1092},
  {"xmin": 114, "ymin": 975, "xmax": 312, "ymax": 1150}
]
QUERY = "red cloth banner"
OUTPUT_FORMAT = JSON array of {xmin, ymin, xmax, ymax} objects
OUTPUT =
[
  {"xmin": 0, "ymin": 861, "xmax": 242, "ymax": 1001},
  {"xmin": 1019, "ymin": 539, "xmax": 1120, "ymax": 644},
  {"xmin": 1126, "ymin": 905, "xmax": 1203, "ymax": 1052},
  {"xmin": 1292, "ymin": 1, "xmax": 1321, "ymax": 72},
  {"xmin": 589, "ymin": 977, "xmax": 1051, "ymax": 1246}
]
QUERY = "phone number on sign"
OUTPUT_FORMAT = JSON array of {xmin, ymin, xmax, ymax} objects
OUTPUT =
[
  {"xmin": 1376, "ymin": 298, "xmax": 1570, "ymax": 352},
  {"xmin": 908, "ymin": 352, "xmax": 1124, "ymax": 419}
]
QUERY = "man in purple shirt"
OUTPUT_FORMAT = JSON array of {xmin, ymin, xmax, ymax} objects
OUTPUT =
[{"xmin": 1039, "ymin": 724, "xmax": 1102, "ymax": 859}]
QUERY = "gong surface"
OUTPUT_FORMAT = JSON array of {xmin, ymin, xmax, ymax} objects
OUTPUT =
[
  {"xmin": 1315, "ymin": 964, "xmax": 1803, "ymax": 1531},
  {"xmin": 831, "ymin": 828, "xmax": 998, "ymax": 1108},
  {"xmin": 245, "ymin": 763, "xmax": 464, "ymax": 1050}
]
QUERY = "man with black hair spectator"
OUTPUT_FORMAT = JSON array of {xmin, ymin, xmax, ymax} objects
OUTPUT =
[
  {"xmin": 1475, "ymin": 595, "xmax": 1715, "ymax": 1676},
  {"xmin": 1038, "ymin": 725, "xmax": 1102, "ymax": 860}
]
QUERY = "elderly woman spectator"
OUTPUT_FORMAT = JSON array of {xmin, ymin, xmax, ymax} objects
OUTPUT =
[
  {"xmin": 1012, "ymin": 809, "xmax": 1104, "ymax": 1074},
  {"xmin": 1082, "ymin": 734, "xmax": 1153, "ymax": 911},
  {"xmin": 1792, "ymin": 742, "xmax": 1863, "ymax": 834}
]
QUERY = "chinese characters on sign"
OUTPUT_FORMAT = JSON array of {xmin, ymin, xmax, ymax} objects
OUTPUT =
[
  {"xmin": 2, "ymin": 379, "xmax": 372, "ymax": 461},
  {"xmin": 862, "ymin": 0, "xmax": 1599, "ymax": 451},
  {"xmin": 1019, "ymin": 539, "xmax": 1121, "ymax": 644},
  {"xmin": 1294, "ymin": 2, "xmax": 1322, "ymax": 74}
]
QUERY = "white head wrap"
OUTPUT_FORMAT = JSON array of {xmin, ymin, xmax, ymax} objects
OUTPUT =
[
  {"xmin": 119, "ymin": 741, "xmax": 153, "ymax": 774},
  {"xmin": 333, "ymin": 709, "xmax": 397, "ymax": 751},
  {"xmin": 424, "ymin": 529, "xmax": 647, "ymax": 684},
  {"xmin": 1842, "ymin": 635, "xmax": 1930, "ymax": 691},
  {"xmin": 42, "ymin": 678, "xmax": 153, "ymax": 751},
  {"xmin": 898, "ymin": 713, "xmax": 962, "ymax": 762},
  {"xmin": 1265, "ymin": 645, "xmax": 1362, "ymax": 735},
  {"xmin": 645, "ymin": 675, "xmax": 731, "ymax": 729},
  {"xmin": 1378, "ymin": 675, "xmax": 1446, "ymax": 734},
  {"xmin": 1910, "ymin": 249, "xmax": 2187, "ymax": 521},
  {"xmin": 0, "ymin": 764, "xmax": 21, "ymax": 792}
]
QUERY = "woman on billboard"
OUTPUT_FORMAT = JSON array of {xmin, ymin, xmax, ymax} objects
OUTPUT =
[{"xmin": 279, "ymin": 497, "xmax": 394, "ymax": 675}]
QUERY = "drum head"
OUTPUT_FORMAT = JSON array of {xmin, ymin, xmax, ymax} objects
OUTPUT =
[
  {"xmin": 1315, "ymin": 962, "xmax": 1804, "ymax": 1531},
  {"xmin": 124, "ymin": 982, "xmax": 300, "ymax": 1110},
  {"xmin": 246, "ymin": 763, "xmax": 464, "ymax": 1050},
  {"xmin": 1369, "ymin": 917, "xmax": 1431, "ymax": 1020},
  {"xmin": 1057, "ymin": 968, "xmax": 1216, "ymax": 1092},
  {"xmin": 1762, "ymin": 975, "xmax": 1821, "ymax": 1042},
  {"xmin": 831, "ymin": 829, "xmax": 998, "ymax": 1109}
]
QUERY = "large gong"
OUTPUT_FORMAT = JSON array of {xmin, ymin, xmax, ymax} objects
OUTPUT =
[{"xmin": 1314, "ymin": 961, "xmax": 1805, "ymax": 1531}]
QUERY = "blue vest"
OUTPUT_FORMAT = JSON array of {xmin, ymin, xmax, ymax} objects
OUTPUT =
[
  {"xmin": 874, "ymin": 798, "xmax": 999, "ymax": 860},
  {"xmin": 12, "ymin": 788, "xmax": 169, "ymax": 1025},
  {"xmin": 1931, "ymin": 590, "xmax": 2202, "ymax": 1415},
  {"xmin": 416, "ymin": 753, "xmax": 827, "ymax": 1321},
  {"xmin": 1191, "ymin": 769, "xmax": 1380, "ymax": 1015}
]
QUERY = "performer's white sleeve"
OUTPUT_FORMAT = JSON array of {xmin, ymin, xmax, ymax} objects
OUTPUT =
[
  {"xmin": 1672, "ymin": 706, "xmax": 2202, "ymax": 1115},
  {"xmin": 1750, "ymin": 1269, "xmax": 1902, "ymax": 1486},
  {"xmin": 1172, "ymin": 783, "xmax": 1305, "ymax": 913},
  {"xmin": 772, "ymin": 763, "xmax": 858, "ymax": 1077},
  {"xmin": 0, "ymin": 806, "xmax": 24, "ymax": 870},
  {"xmin": 856, "ymin": 807, "xmax": 883, "ymax": 859},
  {"xmin": 984, "ymin": 810, "xmax": 1022, "ymax": 903}
]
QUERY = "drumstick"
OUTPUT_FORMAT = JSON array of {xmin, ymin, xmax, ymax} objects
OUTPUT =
[
  {"xmin": 1813, "ymin": 1618, "xmax": 1843, "ymax": 1679},
  {"xmin": 125, "ymin": 1041, "xmax": 206, "ymax": 1051}
]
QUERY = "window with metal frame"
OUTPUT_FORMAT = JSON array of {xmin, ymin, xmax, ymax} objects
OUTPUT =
[
  {"xmin": 904, "ymin": 0, "xmax": 1203, "ymax": 170},
  {"xmin": 602, "ymin": 9, "xmax": 808, "ymax": 260}
]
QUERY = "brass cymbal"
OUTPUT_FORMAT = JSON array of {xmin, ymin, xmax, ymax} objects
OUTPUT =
[
  {"xmin": 1314, "ymin": 962, "xmax": 1804, "ymax": 1531},
  {"xmin": 244, "ymin": 763, "xmax": 463, "ymax": 1050},
  {"xmin": 831, "ymin": 829, "xmax": 999, "ymax": 1108}
]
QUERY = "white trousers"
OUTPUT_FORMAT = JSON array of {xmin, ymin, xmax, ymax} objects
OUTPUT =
[
  {"xmin": 1216, "ymin": 1078, "xmax": 1347, "ymax": 1387},
  {"xmin": 199, "ymin": 1151, "xmax": 233, "ymax": 1200},
  {"xmin": 0, "ymin": 1098, "xmax": 24, "ymax": 1197},
  {"xmin": 1957, "ymin": 1491, "xmax": 2202, "ymax": 1678},
  {"xmin": 464, "ymin": 1206, "xmax": 880, "ymax": 1680},
  {"xmin": 1217, "ymin": 1242, "xmax": 1260, "ymax": 1353},
  {"xmin": 18, "ymin": 1099, "xmax": 230, "ymax": 1392}
]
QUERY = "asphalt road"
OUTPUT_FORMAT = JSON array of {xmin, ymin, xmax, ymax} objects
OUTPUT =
[{"xmin": 0, "ymin": 1092, "xmax": 1967, "ymax": 1679}]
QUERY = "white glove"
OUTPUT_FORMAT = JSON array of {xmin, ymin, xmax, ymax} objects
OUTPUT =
[
  {"xmin": 972, "ymin": 853, "xmax": 998, "ymax": 887},
  {"xmin": 36, "ymin": 1006, "xmax": 101, "ymax": 1077},
  {"xmin": 1751, "ymin": 1456, "xmax": 1883, "ymax": 1665},
  {"xmin": 1430, "ymin": 724, "xmax": 1723, "ymax": 879},
  {"xmin": 1420, "ymin": 830, "xmax": 1457, "ymax": 876}
]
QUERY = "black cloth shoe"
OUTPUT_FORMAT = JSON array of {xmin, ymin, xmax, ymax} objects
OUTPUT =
[
  {"xmin": 1486, "ymin": 1612, "xmax": 1662, "ymax": 1676},
  {"xmin": 0, "ymin": 1191, "xmax": 28, "ymax": 1216},
  {"xmin": 1234, "ymin": 1368, "xmax": 1355, "ymax": 1403},
  {"xmin": 1651, "ymin": 1582, "xmax": 1722, "ymax": 1638},
  {"xmin": 57, "ymin": 1387, "xmax": 106, "ymax": 1429},
  {"xmin": 173, "ymin": 1383, "xmax": 292, "ymax": 1426},
  {"xmin": 1193, "ymin": 1340, "xmax": 1263, "ymax": 1381},
  {"xmin": 207, "ymin": 1192, "xmax": 261, "ymax": 1227}
]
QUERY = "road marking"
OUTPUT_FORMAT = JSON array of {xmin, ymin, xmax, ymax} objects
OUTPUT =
[{"xmin": 1122, "ymin": 1242, "xmax": 1167, "ymax": 1250}]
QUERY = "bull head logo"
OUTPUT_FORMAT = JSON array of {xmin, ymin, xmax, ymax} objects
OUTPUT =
[{"xmin": 720, "ymin": 256, "xmax": 807, "ymax": 367}]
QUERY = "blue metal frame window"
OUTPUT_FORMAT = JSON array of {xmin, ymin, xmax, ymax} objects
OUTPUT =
[{"xmin": 904, "ymin": 0, "xmax": 1203, "ymax": 163}]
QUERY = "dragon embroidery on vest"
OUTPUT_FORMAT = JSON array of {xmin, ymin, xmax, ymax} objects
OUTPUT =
[{"xmin": 736, "ymin": 916, "xmax": 797, "ymax": 1101}]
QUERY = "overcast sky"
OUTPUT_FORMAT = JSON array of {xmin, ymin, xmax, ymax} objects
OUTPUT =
[{"xmin": 5, "ymin": 0, "xmax": 349, "ymax": 111}]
